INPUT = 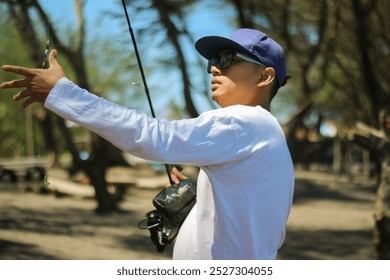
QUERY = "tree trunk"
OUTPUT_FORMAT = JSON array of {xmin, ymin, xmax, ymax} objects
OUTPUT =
[
  {"xmin": 88, "ymin": 158, "xmax": 118, "ymax": 214},
  {"xmin": 152, "ymin": 0, "xmax": 199, "ymax": 118},
  {"xmin": 373, "ymin": 161, "xmax": 390, "ymax": 259}
]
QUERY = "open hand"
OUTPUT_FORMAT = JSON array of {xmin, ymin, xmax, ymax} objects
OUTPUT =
[{"xmin": 0, "ymin": 49, "xmax": 65, "ymax": 108}]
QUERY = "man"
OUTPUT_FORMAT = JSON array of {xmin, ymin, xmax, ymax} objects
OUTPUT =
[{"xmin": 1, "ymin": 28, "xmax": 294, "ymax": 259}]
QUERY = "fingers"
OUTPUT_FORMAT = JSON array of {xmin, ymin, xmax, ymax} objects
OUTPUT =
[
  {"xmin": 8, "ymin": 89, "xmax": 33, "ymax": 109},
  {"xmin": 1, "ymin": 65, "xmax": 35, "ymax": 76},
  {"xmin": 22, "ymin": 97, "xmax": 36, "ymax": 109},
  {"xmin": 1, "ymin": 65, "xmax": 34, "ymax": 91},
  {"xmin": 165, "ymin": 167, "xmax": 188, "ymax": 187},
  {"xmin": 172, "ymin": 167, "xmax": 188, "ymax": 181},
  {"xmin": 15, "ymin": 88, "xmax": 39, "ymax": 108},
  {"xmin": 13, "ymin": 88, "xmax": 31, "ymax": 101},
  {"xmin": 0, "ymin": 78, "xmax": 30, "ymax": 90}
]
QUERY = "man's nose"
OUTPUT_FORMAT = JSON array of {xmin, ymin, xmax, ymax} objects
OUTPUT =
[{"xmin": 210, "ymin": 65, "xmax": 221, "ymax": 76}]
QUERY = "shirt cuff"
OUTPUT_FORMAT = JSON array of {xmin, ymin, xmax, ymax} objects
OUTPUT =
[{"xmin": 44, "ymin": 77, "xmax": 69, "ymax": 109}]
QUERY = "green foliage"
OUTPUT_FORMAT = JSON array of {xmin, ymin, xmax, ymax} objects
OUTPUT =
[
  {"xmin": 0, "ymin": 13, "xmax": 32, "ymax": 157},
  {"xmin": 2, "ymin": 0, "xmax": 389, "ymax": 158},
  {"xmin": 0, "ymin": 2, "xmax": 144, "ymax": 158}
]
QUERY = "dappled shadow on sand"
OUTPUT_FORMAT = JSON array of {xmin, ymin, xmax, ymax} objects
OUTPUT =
[
  {"xmin": 278, "ymin": 228, "xmax": 374, "ymax": 260},
  {"xmin": 0, "ymin": 206, "xmax": 137, "ymax": 237},
  {"xmin": 0, "ymin": 239, "xmax": 59, "ymax": 260},
  {"xmin": 0, "ymin": 183, "xmax": 174, "ymax": 259},
  {"xmin": 277, "ymin": 172, "xmax": 377, "ymax": 260},
  {"xmin": 0, "ymin": 171, "xmax": 378, "ymax": 260},
  {"xmin": 292, "ymin": 174, "xmax": 376, "ymax": 205}
]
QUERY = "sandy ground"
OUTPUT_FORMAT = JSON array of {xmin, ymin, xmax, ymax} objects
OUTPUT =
[{"xmin": 0, "ymin": 168, "xmax": 377, "ymax": 260}]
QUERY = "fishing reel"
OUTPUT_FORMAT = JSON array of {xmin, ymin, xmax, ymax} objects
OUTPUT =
[
  {"xmin": 138, "ymin": 179, "xmax": 197, "ymax": 253},
  {"xmin": 139, "ymin": 210, "xmax": 174, "ymax": 253}
]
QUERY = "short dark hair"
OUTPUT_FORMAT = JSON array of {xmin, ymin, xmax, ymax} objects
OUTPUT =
[
  {"xmin": 270, "ymin": 75, "xmax": 290, "ymax": 101},
  {"xmin": 269, "ymin": 79, "xmax": 280, "ymax": 101}
]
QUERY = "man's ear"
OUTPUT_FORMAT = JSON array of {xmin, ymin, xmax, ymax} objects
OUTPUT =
[{"xmin": 256, "ymin": 67, "xmax": 275, "ymax": 88}]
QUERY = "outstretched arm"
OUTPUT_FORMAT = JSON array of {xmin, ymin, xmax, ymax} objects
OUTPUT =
[{"xmin": 0, "ymin": 49, "xmax": 65, "ymax": 108}]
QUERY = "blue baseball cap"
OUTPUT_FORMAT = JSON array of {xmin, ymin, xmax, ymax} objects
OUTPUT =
[{"xmin": 195, "ymin": 28, "xmax": 287, "ymax": 87}]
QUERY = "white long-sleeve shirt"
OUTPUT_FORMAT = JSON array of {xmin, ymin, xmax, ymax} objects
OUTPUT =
[{"xmin": 45, "ymin": 77, "xmax": 294, "ymax": 259}]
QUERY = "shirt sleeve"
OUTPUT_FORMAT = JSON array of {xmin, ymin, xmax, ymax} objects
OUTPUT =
[{"xmin": 44, "ymin": 77, "xmax": 241, "ymax": 166}]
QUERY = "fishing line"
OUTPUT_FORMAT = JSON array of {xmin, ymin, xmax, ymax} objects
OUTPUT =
[{"xmin": 121, "ymin": 0, "xmax": 174, "ymax": 185}]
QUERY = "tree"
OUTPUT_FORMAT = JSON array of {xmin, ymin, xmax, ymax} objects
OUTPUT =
[
  {"xmin": 120, "ymin": 0, "xmax": 218, "ymax": 118},
  {"xmin": 3, "ymin": 0, "xmax": 390, "ymax": 253},
  {"xmin": 0, "ymin": 9, "xmax": 32, "ymax": 157},
  {"xmin": 345, "ymin": 0, "xmax": 390, "ymax": 259},
  {"xmin": 150, "ymin": 0, "xmax": 199, "ymax": 117},
  {"xmin": 2, "ymin": 0, "xmax": 132, "ymax": 214}
]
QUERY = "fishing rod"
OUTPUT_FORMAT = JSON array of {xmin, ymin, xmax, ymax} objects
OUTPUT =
[{"xmin": 121, "ymin": 0, "xmax": 174, "ymax": 185}]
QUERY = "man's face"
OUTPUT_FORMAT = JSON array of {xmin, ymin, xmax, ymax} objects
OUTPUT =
[{"xmin": 209, "ymin": 52, "xmax": 264, "ymax": 108}]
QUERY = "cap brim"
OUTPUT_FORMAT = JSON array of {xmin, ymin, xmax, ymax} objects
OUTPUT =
[{"xmin": 195, "ymin": 36, "xmax": 255, "ymax": 60}]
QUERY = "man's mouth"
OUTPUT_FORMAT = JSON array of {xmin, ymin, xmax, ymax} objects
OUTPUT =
[{"xmin": 211, "ymin": 78, "xmax": 220, "ymax": 91}]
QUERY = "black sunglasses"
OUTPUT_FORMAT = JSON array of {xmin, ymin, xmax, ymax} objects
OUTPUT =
[{"xmin": 207, "ymin": 51, "xmax": 266, "ymax": 73}]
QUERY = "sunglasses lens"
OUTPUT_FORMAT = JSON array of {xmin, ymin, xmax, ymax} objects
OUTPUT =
[
  {"xmin": 207, "ymin": 52, "xmax": 234, "ymax": 73},
  {"xmin": 220, "ymin": 53, "xmax": 233, "ymax": 69},
  {"xmin": 207, "ymin": 58, "xmax": 217, "ymax": 73}
]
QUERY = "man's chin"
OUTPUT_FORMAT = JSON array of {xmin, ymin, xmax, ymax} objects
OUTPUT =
[
  {"xmin": 211, "ymin": 97, "xmax": 225, "ymax": 108},
  {"xmin": 211, "ymin": 94, "xmax": 220, "ymax": 104}
]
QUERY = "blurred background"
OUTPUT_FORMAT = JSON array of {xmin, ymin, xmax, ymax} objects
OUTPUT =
[{"xmin": 0, "ymin": 0, "xmax": 390, "ymax": 260}]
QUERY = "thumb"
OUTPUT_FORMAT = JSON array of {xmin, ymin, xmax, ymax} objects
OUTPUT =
[{"xmin": 48, "ymin": 49, "xmax": 59, "ymax": 67}]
